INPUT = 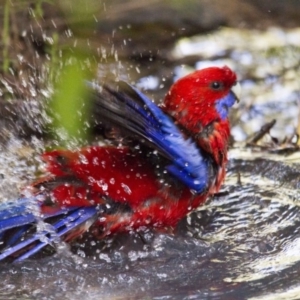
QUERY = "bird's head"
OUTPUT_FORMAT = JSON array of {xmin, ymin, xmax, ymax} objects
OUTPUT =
[{"xmin": 163, "ymin": 66, "xmax": 238, "ymax": 132}]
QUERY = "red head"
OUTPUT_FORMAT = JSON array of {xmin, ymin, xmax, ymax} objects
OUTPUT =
[{"xmin": 163, "ymin": 66, "xmax": 237, "ymax": 132}]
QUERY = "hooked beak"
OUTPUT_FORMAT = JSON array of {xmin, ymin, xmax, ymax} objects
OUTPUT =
[{"xmin": 231, "ymin": 82, "xmax": 241, "ymax": 103}]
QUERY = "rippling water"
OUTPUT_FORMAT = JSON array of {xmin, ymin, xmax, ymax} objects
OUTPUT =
[
  {"xmin": 0, "ymin": 149, "xmax": 299, "ymax": 299},
  {"xmin": 0, "ymin": 22, "xmax": 300, "ymax": 299}
]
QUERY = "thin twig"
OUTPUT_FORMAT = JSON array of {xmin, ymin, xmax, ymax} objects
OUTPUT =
[{"xmin": 246, "ymin": 119, "xmax": 276, "ymax": 146}]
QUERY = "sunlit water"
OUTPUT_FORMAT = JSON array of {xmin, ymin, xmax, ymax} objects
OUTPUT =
[
  {"xmin": 0, "ymin": 148, "xmax": 299, "ymax": 299},
  {"xmin": 0, "ymin": 26, "xmax": 300, "ymax": 299}
]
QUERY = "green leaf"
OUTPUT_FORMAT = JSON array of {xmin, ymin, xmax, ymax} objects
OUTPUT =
[{"xmin": 50, "ymin": 61, "xmax": 91, "ymax": 147}]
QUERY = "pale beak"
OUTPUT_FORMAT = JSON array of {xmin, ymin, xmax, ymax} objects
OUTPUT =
[{"xmin": 232, "ymin": 82, "xmax": 241, "ymax": 103}]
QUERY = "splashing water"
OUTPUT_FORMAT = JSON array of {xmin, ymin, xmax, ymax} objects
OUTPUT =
[{"xmin": 0, "ymin": 148, "xmax": 299, "ymax": 299}]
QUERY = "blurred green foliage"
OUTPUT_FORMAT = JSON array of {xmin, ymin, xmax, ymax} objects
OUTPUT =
[
  {"xmin": 49, "ymin": 59, "xmax": 92, "ymax": 147},
  {"xmin": 2, "ymin": 0, "xmax": 10, "ymax": 73},
  {"xmin": 46, "ymin": 0, "xmax": 100, "ymax": 147}
]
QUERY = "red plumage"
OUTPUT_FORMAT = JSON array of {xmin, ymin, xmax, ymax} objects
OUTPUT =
[{"xmin": 34, "ymin": 66, "xmax": 237, "ymax": 237}]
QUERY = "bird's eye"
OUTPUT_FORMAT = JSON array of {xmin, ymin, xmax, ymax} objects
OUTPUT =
[
  {"xmin": 210, "ymin": 81, "xmax": 223, "ymax": 91},
  {"xmin": 55, "ymin": 155, "xmax": 68, "ymax": 166}
]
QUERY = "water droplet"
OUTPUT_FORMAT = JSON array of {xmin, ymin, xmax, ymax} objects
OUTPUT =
[
  {"xmin": 79, "ymin": 154, "xmax": 88, "ymax": 165},
  {"xmin": 121, "ymin": 183, "xmax": 132, "ymax": 195},
  {"xmin": 92, "ymin": 157, "xmax": 99, "ymax": 165},
  {"xmin": 99, "ymin": 253, "xmax": 111, "ymax": 263}
]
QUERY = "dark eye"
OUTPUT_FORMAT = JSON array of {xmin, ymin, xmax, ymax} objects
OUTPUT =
[
  {"xmin": 56, "ymin": 155, "xmax": 68, "ymax": 166},
  {"xmin": 210, "ymin": 81, "xmax": 223, "ymax": 91}
]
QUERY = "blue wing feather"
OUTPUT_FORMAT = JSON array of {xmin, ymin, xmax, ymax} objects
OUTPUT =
[
  {"xmin": 131, "ymin": 87, "xmax": 208, "ymax": 192},
  {"xmin": 90, "ymin": 81, "xmax": 208, "ymax": 193},
  {"xmin": 0, "ymin": 80, "xmax": 209, "ymax": 261}
]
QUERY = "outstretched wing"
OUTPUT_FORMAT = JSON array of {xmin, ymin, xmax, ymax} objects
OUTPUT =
[
  {"xmin": 0, "ymin": 197, "xmax": 99, "ymax": 262},
  {"xmin": 0, "ymin": 81, "xmax": 210, "ymax": 262},
  {"xmin": 88, "ymin": 81, "xmax": 209, "ymax": 193}
]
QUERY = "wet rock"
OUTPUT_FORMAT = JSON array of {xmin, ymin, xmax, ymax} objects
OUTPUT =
[
  {"xmin": 65, "ymin": 0, "xmax": 300, "ymax": 58},
  {"xmin": 6, "ymin": 0, "xmax": 300, "ymax": 64},
  {"xmin": 0, "ymin": 100, "xmax": 44, "ymax": 143}
]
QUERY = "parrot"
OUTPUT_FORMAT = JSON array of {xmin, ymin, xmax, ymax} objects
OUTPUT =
[{"xmin": 0, "ymin": 66, "xmax": 238, "ymax": 262}]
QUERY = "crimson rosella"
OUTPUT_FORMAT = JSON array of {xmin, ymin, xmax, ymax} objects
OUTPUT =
[{"xmin": 0, "ymin": 66, "xmax": 238, "ymax": 261}]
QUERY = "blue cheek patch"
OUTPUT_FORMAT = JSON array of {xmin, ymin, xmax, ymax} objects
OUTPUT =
[{"xmin": 215, "ymin": 91, "xmax": 237, "ymax": 120}]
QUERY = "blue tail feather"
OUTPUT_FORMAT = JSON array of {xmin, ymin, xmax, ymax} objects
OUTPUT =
[
  {"xmin": 5, "ymin": 225, "xmax": 31, "ymax": 247},
  {"xmin": 0, "ymin": 197, "xmax": 99, "ymax": 262},
  {"xmin": 13, "ymin": 206, "xmax": 98, "ymax": 262}
]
